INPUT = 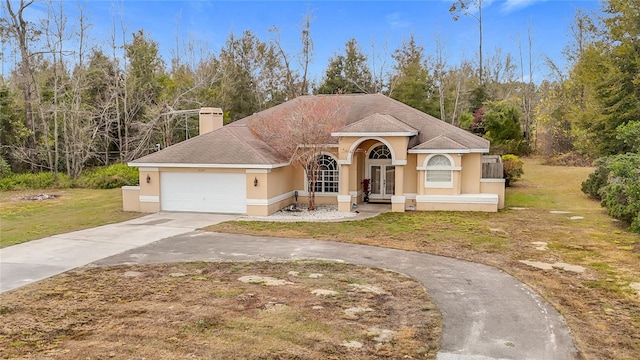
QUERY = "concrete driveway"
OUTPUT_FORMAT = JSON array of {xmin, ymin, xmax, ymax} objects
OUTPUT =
[
  {"xmin": 0, "ymin": 212, "xmax": 238, "ymax": 293},
  {"xmin": 95, "ymin": 231, "xmax": 580, "ymax": 360}
]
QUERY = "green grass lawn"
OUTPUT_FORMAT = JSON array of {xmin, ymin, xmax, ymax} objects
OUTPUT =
[{"xmin": 0, "ymin": 188, "xmax": 143, "ymax": 248}]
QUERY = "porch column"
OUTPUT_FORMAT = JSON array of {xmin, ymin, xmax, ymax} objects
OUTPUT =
[
  {"xmin": 337, "ymin": 163, "xmax": 352, "ymax": 212},
  {"xmin": 392, "ymin": 165, "xmax": 406, "ymax": 212}
]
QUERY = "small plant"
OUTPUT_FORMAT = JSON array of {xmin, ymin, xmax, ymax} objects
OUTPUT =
[
  {"xmin": 502, "ymin": 154, "xmax": 524, "ymax": 186},
  {"xmin": 361, "ymin": 178, "xmax": 371, "ymax": 203}
]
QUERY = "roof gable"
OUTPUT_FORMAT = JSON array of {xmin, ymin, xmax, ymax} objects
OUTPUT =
[
  {"xmin": 411, "ymin": 135, "xmax": 468, "ymax": 151},
  {"xmin": 332, "ymin": 113, "xmax": 418, "ymax": 136}
]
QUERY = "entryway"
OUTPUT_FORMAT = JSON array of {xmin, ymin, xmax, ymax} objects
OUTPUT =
[
  {"xmin": 368, "ymin": 164, "xmax": 395, "ymax": 201},
  {"xmin": 366, "ymin": 143, "xmax": 395, "ymax": 202}
]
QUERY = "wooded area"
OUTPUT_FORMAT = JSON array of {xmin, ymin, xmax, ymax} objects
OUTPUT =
[{"xmin": 1, "ymin": 0, "xmax": 639, "ymax": 178}]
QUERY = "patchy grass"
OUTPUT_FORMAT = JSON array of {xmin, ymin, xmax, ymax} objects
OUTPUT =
[
  {"xmin": 0, "ymin": 188, "xmax": 143, "ymax": 248},
  {"xmin": 0, "ymin": 261, "xmax": 441, "ymax": 359},
  {"xmin": 209, "ymin": 158, "xmax": 640, "ymax": 360}
]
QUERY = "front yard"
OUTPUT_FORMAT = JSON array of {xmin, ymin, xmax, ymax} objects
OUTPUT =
[
  {"xmin": 0, "ymin": 158, "xmax": 638, "ymax": 359},
  {"xmin": 210, "ymin": 158, "xmax": 640, "ymax": 360}
]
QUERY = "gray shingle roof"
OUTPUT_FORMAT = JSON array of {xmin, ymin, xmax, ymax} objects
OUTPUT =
[
  {"xmin": 334, "ymin": 113, "xmax": 418, "ymax": 135},
  {"xmin": 411, "ymin": 135, "xmax": 468, "ymax": 150},
  {"xmin": 131, "ymin": 94, "xmax": 489, "ymax": 166}
]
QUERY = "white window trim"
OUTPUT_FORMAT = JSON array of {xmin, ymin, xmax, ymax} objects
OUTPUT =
[
  {"xmin": 424, "ymin": 154, "xmax": 456, "ymax": 189},
  {"xmin": 304, "ymin": 152, "xmax": 340, "ymax": 194}
]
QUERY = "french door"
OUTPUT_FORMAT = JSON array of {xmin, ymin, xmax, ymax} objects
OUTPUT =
[{"xmin": 369, "ymin": 164, "xmax": 395, "ymax": 200}]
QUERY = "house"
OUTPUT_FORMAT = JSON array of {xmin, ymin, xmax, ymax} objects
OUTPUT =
[{"xmin": 122, "ymin": 94, "xmax": 505, "ymax": 215}]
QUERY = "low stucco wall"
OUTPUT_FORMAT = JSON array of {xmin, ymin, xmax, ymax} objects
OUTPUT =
[
  {"xmin": 122, "ymin": 186, "xmax": 141, "ymax": 212},
  {"xmin": 480, "ymin": 179, "xmax": 506, "ymax": 209},
  {"xmin": 416, "ymin": 194, "xmax": 499, "ymax": 212},
  {"xmin": 416, "ymin": 202, "xmax": 497, "ymax": 212}
]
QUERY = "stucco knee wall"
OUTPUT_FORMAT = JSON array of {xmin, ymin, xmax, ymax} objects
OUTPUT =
[{"xmin": 480, "ymin": 179, "xmax": 506, "ymax": 209}]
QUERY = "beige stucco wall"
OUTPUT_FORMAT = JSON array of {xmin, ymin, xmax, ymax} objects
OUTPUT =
[
  {"xmin": 138, "ymin": 167, "xmax": 160, "ymax": 212},
  {"xmin": 461, "ymin": 153, "xmax": 482, "ymax": 194},
  {"xmin": 480, "ymin": 179, "xmax": 506, "ymax": 209},
  {"xmin": 122, "ymin": 186, "xmax": 140, "ymax": 212}
]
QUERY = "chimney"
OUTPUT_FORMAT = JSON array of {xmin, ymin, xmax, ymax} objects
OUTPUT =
[{"xmin": 199, "ymin": 107, "xmax": 224, "ymax": 135}]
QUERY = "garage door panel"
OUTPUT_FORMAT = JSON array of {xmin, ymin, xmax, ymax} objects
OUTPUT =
[{"xmin": 161, "ymin": 172, "xmax": 246, "ymax": 213}]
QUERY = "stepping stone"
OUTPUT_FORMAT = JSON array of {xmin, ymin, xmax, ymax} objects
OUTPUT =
[
  {"xmin": 367, "ymin": 327, "xmax": 396, "ymax": 343},
  {"xmin": 552, "ymin": 262, "xmax": 586, "ymax": 273},
  {"xmin": 550, "ymin": 210, "xmax": 572, "ymax": 214},
  {"xmin": 344, "ymin": 306, "xmax": 374, "ymax": 318},
  {"xmin": 569, "ymin": 216, "xmax": 584, "ymax": 220},
  {"xmin": 287, "ymin": 271, "xmax": 299, "ymax": 277},
  {"xmin": 169, "ymin": 272, "xmax": 186, "ymax": 277},
  {"xmin": 351, "ymin": 284, "xmax": 388, "ymax": 295},
  {"xmin": 341, "ymin": 340, "xmax": 363, "ymax": 349},
  {"xmin": 308, "ymin": 273, "xmax": 324, "ymax": 278},
  {"xmin": 311, "ymin": 289, "xmax": 339, "ymax": 297},
  {"xmin": 238, "ymin": 275, "xmax": 293, "ymax": 286},
  {"xmin": 531, "ymin": 242, "xmax": 548, "ymax": 251},
  {"xmin": 519, "ymin": 260, "xmax": 554, "ymax": 270}
]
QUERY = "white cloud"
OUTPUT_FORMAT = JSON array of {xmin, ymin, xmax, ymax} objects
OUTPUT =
[
  {"xmin": 501, "ymin": 0, "xmax": 545, "ymax": 14},
  {"xmin": 385, "ymin": 12, "xmax": 411, "ymax": 29}
]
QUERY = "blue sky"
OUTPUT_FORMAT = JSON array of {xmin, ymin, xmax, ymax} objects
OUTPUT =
[{"xmin": 15, "ymin": 0, "xmax": 603, "ymax": 83}]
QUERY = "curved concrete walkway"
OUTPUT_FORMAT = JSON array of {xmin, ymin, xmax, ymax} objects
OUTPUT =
[{"xmin": 94, "ymin": 231, "xmax": 579, "ymax": 360}]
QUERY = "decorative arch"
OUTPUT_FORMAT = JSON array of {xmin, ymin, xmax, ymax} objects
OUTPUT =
[{"xmin": 343, "ymin": 137, "xmax": 404, "ymax": 165}]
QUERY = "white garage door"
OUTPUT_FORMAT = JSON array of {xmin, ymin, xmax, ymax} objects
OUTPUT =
[{"xmin": 160, "ymin": 172, "xmax": 246, "ymax": 213}]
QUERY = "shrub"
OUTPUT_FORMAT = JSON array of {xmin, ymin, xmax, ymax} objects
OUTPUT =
[
  {"xmin": 0, "ymin": 172, "xmax": 70, "ymax": 191},
  {"xmin": 501, "ymin": 154, "xmax": 524, "ymax": 185},
  {"xmin": 582, "ymin": 153, "xmax": 640, "ymax": 233},
  {"xmin": 544, "ymin": 152, "xmax": 592, "ymax": 167},
  {"xmin": 0, "ymin": 157, "xmax": 12, "ymax": 178},
  {"xmin": 78, "ymin": 163, "xmax": 139, "ymax": 189}
]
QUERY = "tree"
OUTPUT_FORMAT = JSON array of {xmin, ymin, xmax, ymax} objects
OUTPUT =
[
  {"xmin": 1, "ymin": 0, "xmax": 40, "ymax": 168},
  {"xmin": 483, "ymin": 100, "xmax": 527, "ymax": 155},
  {"xmin": 249, "ymin": 96, "xmax": 346, "ymax": 210},
  {"xmin": 316, "ymin": 39, "xmax": 374, "ymax": 94},
  {"xmin": 388, "ymin": 35, "xmax": 438, "ymax": 116},
  {"xmin": 450, "ymin": 0, "xmax": 484, "ymax": 83}
]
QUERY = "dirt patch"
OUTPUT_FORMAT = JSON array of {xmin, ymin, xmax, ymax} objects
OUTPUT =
[
  {"xmin": 17, "ymin": 193, "xmax": 60, "ymax": 201},
  {"xmin": 0, "ymin": 261, "xmax": 441, "ymax": 359}
]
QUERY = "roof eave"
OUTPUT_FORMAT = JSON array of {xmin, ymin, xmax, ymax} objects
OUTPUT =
[
  {"xmin": 407, "ymin": 148, "xmax": 490, "ymax": 154},
  {"xmin": 127, "ymin": 162, "xmax": 291, "ymax": 169},
  {"xmin": 331, "ymin": 131, "xmax": 418, "ymax": 137}
]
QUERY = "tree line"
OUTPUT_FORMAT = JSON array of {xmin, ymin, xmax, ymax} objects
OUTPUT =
[{"xmin": 0, "ymin": 0, "xmax": 638, "ymax": 179}]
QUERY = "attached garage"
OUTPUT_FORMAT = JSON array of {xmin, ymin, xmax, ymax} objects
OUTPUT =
[{"xmin": 160, "ymin": 172, "xmax": 247, "ymax": 213}]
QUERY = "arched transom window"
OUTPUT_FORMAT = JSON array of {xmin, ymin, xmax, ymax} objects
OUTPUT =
[
  {"xmin": 369, "ymin": 144, "xmax": 392, "ymax": 159},
  {"xmin": 309, "ymin": 154, "xmax": 339, "ymax": 193},
  {"xmin": 425, "ymin": 154, "xmax": 454, "ymax": 188}
]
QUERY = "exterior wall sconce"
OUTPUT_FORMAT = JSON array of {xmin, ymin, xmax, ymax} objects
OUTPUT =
[
  {"xmin": 254, "ymin": 177, "xmax": 258, "ymax": 187},
  {"xmin": 146, "ymin": 174, "xmax": 151, "ymax": 184}
]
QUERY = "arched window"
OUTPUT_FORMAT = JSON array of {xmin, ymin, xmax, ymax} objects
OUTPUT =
[
  {"xmin": 369, "ymin": 144, "xmax": 392, "ymax": 159},
  {"xmin": 425, "ymin": 154, "xmax": 454, "ymax": 188},
  {"xmin": 308, "ymin": 154, "xmax": 339, "ymax": 193}
]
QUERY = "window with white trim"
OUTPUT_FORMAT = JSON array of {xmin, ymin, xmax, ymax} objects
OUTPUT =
[
  {"xmin": 425, "ymin": 155, "xmax": 454, "ymax": 188},
  {"xmin": 308, "ymin": 154, "xmax": 339, "ymax": 193}
]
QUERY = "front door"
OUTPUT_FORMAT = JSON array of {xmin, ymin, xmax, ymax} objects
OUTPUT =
[{"xmin": 369, "ymin": 164, "xmax": 395, "ymax": 200}]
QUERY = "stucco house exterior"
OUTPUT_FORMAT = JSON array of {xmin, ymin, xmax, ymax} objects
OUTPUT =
[{"xmin": 122, "ymin": 94, "xmax": 505, "ymax": 215}]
